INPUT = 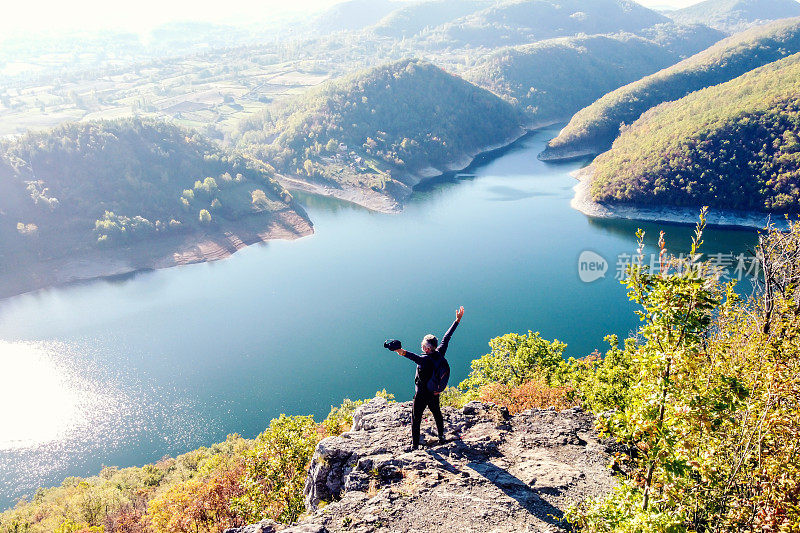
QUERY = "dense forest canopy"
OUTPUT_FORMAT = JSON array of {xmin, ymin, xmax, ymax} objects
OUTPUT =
[
  {"xmin": 546, "ymin": 17, "xmax": 800, "ymax": 157},
  {"xmin": 634, "ymin": 22, "xmax": 726, "ymax": 58},
  {"xmin": 0, "ymin": 118, "xmax": 293, "ymax": 255},
  {"xmin": 589, "ymin": 53, "xmax": 800, "ymax": 212},
  {"xmin": 236, "ymin": 59, "xmax": 521, "ymax": 196},
  {"xmin": 464, "ymin": 29, "xmax": 720, "ymax": 123},
  {"xmin": 667, "ymin": 0, "xmax": 800, "ymax": 33}
]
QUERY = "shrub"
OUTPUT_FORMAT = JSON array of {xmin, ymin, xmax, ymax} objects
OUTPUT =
[
  {"xmin": 438, "ymin": 386, "xmax": 468, "ymax": 408},
  {"xmin": 321, "ymin": 390, "xmax": 395, "ymax": 437},
  {"xmin": 567, "ymin": 216, "xmax": 800, "ymax": 531},
  {"xmin": 459, "ymin": 331, "xmax": 567, "ymax": 393},
  {"xmin": 94, "ymin": 211, "xmax": 155, "ymax": 244},
  {"xmin": 16, "ymin": 222, "xmax": 38, "ymax": 235},
  {"xmin": 251, "ymin": 189, "xmax": 269, "ymax": 208},
  {"xmin": 146, "ymin": 459, "xmax": 246, "ymax": 533},
  {"xmin": 231, "ymin": 415, "xmax": 318, "ymax": 524},
  {"xmin": 478, "ymin": 378, "xmax": 578, "ymax": 414},
  {"xmin": 193, "ymin": 177, "xmax": 219, "ymax": 196}
]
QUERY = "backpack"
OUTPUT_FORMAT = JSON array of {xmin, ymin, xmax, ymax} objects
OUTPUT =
[{"xmin": 427, "ymin": 356, "xmax": 450, "ymax": 394}]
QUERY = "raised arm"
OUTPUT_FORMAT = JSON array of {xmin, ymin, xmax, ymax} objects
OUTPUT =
[{"xmin": 439, "ymin": 306, "xmax": 464, "ymax": 354}]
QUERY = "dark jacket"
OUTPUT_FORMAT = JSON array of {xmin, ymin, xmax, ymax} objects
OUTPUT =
[{"xmin": 401, "ymin": 319, "xmax": 459, "ymax": 394}]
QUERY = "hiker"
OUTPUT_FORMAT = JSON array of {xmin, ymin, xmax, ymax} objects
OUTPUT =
[{"xmin": 388, "ymin": 306, "xmax": 464, "ymax": 450}]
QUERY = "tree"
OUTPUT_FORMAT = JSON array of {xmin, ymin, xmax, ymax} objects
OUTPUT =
[
  {"xmin": 231, "ymin": 415, "xmax": 318, "ymax": 524},
  {"xmin": 302, "ymin": 159, "xmax": 315, "ymax": 177},
  {"xmin": 569, "ymin": 216, "xmax": 800, "ymax": 531},
  {"xmin": 459, "ymin": 331, "xmax": 566, "ymax": 394}
]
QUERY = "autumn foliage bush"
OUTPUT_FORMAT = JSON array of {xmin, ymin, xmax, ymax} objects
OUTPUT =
[
  {"xmin": 0, "ymin": 394, "xmax": 393, "ymax": 533},
  {"xmin": 566, "ymin": 215, "xmax": 800, "ymax": 532},
  {"xmin": 478, "ymin": 378, "xmax": 578, "ymax": 414}
]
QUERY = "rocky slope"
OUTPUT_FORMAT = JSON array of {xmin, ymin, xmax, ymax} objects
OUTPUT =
[{"xmin": 227, "ymin": 397, "xmax": 618, "ymax": 533}]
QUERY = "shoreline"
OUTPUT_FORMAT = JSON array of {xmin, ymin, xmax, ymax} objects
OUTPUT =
[
  {"xmin": 571, "ymin": 165, "xmax": 791, "ymax": 230},
  {"xmin": 278, "ymin": 174, "xmax": 403, "ymax": 214},
  {"xmin": 0, "ymin": 125, "xmax": 543, "ymax": 300},
  {"xmin": 0, "ymin": 209, "xmax": 314, "ymax": 301},
  {"xmin": 278, "ymin": 123, "xmax": 547, "ymax": 214},
  {"xmin": 538, "ymin": 145, "xmax": 599, "ymax": 162}
]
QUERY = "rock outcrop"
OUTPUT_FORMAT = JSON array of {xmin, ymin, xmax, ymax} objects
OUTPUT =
[{"xmin": 230, "ymin": 397, "xmax": 618, "ymax": 533}]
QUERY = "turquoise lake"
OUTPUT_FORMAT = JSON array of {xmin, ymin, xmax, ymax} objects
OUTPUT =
[{"xmin": 0, "ymin": 126, "xmax": 759, "ymax": 508}]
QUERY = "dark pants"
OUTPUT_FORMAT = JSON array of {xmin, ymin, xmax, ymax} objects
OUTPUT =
[{"xmin": 412, "ymin": 391, "xmax": 444, "ymax": 447}]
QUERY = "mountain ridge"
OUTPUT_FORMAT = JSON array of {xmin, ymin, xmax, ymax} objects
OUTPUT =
[
  {"xmin": 543, "ymin": 17, "xmax": 800, "ymax": 160},
  {"xmin": 587, "ymin": 52, "xmax": 800, "ymax": 212}
]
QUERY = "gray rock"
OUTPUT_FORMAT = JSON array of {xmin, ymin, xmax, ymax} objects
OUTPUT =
[
  {"xmin": 282, "ymin": 524, "xmax": 327, "ymax": 533},
  {"xmin": 245, "ymin": 396, "xmax": 616, "ymax": 533},
  {"xmin": 224, "ymin": 519, "xmax": 328, "ymax": 533},
  {"xmin": 224, "ymin": 519, "xmax": 279, "ymax": 533}
]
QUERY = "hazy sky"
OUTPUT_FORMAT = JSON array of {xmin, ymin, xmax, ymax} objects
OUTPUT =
[{"xmin": 0, "ymin": 0, "xmax": 709, "ymax": 34}]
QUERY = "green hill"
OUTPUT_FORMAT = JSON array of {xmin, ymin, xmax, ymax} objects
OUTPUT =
[
  {"xmin": 309, "ymin": 0, "xmax": 401, "ymax": 34},
  {"xmin": 636, "ymin": 22, "xmax": 727, "ymax": 57},
  {"xmin": 464, "ymin": 30, "xmax": 719, "ymax": 124},
  {"xmin": 371, "ymin": 0, "xmax": 491, "ymax": 39},
  {"xmin": 667, "ymin": 0, "xmax": 800, "ymax": 33},
  {"xmin": 236, "ymin": 59, "xmax": 522, "ymax": 208},
  {"xmin": 544, "ymin": 17, "xmax": 800, "ymax": 159},
  {"xmin": 414, "ymin": 0, "xmax": 669, "ymax": 49},
  {"xmin": 0, "ymin": 118, "xmax": 298, "ymax": 263},
  {"xmin": 588, "ymin": 53, "xmax": 800, "ymax": 212}
]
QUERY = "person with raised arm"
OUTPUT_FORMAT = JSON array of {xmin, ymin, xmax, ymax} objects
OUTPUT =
[{"xmin": 385, "ymin": 306, "xmax": 464, "ymax": 450}]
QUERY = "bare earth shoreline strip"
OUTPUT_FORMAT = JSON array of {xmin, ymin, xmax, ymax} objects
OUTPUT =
[
  {"xmin": 277, "ymin": 125, "xmax": 536, "ymax": 214},
  {"xmin": 570, "ymin": 165, "xmax": 792, "ymax": 231},
  {"xmin": 0, "ymin": 127, "xmax": 534, "ymax": 301},
  {"xmin": 276, "ymin": 118, "xmax": 563, "ymax": 215},
  {"xmin": 0, "ymin": 209, "xmax": 314, "ymax": 301}
]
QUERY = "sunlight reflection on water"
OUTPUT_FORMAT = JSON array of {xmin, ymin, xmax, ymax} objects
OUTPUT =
[
  {"xmin": 0, "ymin": 339, "xmax": 214, "ymax": 506},
  {"xmin": 0, "ymin": 341, "xmax": 115, "ymax": 449}
]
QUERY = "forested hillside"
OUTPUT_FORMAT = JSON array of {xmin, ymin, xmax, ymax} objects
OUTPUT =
[
  {"xmin": 413, "ymin": 0, "xmax": 669, "ymax": 49},
  {"xmin": 0, "ymin": 118, "xmax": 297, "ymax": 261},
  {"xmin": 371, "ymin": 0, "xmax": 491, "ymax": 39},
  {"xmin": 589, "ymin": 53, "xmax": 800, "ymax": 212},
  {"xmin": 236, "ymin": 59, "xmax": 522, "ymax": 207},
  {"xmin": 635, "ymin": 22, "xmax": 726, "ymax": 58},
  {"xmin": 308, "ymin": 0, "xmax": 401, "ymax": 35},
  {"xmin": 667, "ymin": 0, "xmax": 800, "ymax": 33},
  {"xmin": 370, "ymin": 0, "xmax": 721, "ymax": 56},
  {"xmin": 545, "ymin": 17, "xmax": 800, "ymax": 159},
  {"xmin": 464, "ymin": 31, "xmax": 718, "ymax": 124}
]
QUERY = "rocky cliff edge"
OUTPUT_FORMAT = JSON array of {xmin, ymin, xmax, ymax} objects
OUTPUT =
[{"xmin": 226, "ymin": 397, "xmax": 618, "ymax": 533}]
